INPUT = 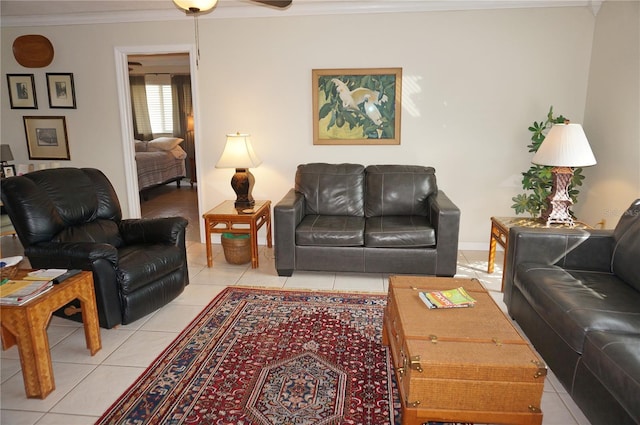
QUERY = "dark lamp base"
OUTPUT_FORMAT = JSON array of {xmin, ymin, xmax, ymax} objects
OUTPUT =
[{"xmin": 230, "ymin": 168, "xmax": 256, "ymax": 209}]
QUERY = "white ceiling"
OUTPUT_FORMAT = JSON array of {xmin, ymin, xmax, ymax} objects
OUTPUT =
[{"xmin": 0, "ymin": 0, "xmax": 601, "ymax": 27}]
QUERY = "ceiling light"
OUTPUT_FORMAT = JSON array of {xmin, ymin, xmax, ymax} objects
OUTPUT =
[{"xmin": 173, "ymin": 0, "xmax": 218, "ymax": 13}]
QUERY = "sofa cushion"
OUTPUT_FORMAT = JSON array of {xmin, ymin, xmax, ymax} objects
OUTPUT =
[
  {"xmin": 295, "ymin": 163, "xmax": 365, "ymax": 216},
  {"xmin": 580, "ymin": 331, "xmax": 640, "ymax": 423},
  {"xmin": 296, "ymin": 215, "xmax": 365, "ymax": 246},
  {"xmin": 515, "ymin": 263, "xmax": 640, "ymax": 353},
  {"xmin": 612, "ymin": 199, "xmax": 640, "ymax": 292},
  {"xmin": 364, "ymin": 165, "xmax": 436, "ymax": 217},
  {"xmin": 365, "ymin": 216, "xmax": 435, "ymax": 247}
]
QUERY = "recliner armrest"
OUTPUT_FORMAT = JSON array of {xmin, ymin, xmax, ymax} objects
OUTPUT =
[
  {"xmin": 274, "ymin": 189, "xmax": 306, "ymax": 276},
  {"xmin": 503, "ymin": 227, "xmax": 615, "ymax": 307},
  {"xmin": 25, "ymin": 241, "xmax": 119, "ymax": 269},
  {"xmin": 119, "ymin": 217, "xmax": 188, "ymax": 245},
  {"xmin": 427, "ymin": 190, "xmax": 460, "ymax": 276}
]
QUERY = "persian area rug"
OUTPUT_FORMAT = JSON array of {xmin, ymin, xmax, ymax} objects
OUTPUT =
[{"xmin": 97, "ymin": 287, "xmax": 401, "ymax": 425}]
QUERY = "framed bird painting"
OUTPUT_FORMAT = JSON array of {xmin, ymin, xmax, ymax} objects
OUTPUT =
[{"xmin": 312, "ymin": 67, "xmax": 402, "ymax": 145}]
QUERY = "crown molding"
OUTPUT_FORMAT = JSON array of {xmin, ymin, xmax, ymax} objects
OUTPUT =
[{"xmin": 0, "ymin": 1, "xmax": 601, "ymax": 28}]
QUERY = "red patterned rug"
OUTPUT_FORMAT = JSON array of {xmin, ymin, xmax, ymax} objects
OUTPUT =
[{"xmin": 97, "ymin": 287, "xmax": 401, "ymax": 424}]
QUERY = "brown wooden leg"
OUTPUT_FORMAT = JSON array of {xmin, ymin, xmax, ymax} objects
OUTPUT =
[
  {"xmin": 250, "ymin": 225, "xmax": 259, "ymax": 268},
  {"xmin": 78, "ymin": 284, "xmax": 102, "ymax": 356},
  {"xmin": 3, "ymin": 310, "xmax": 55, "ymax": 398},
  {"xmin": 205, "ymin": 219, "xmax": 213, "ymax": 268},
  {"xmin": 488, "ymin": 223, "xmax": 497, "ymax": 274}
]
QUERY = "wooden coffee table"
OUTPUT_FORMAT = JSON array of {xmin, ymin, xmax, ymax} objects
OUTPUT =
[
  {"xmin": 0, "ymin": 271, "xmax": 101, "ymax": 398},
  {"xmin": 383, "ymin": 275, "xmax": 546, "ymax": 425}
]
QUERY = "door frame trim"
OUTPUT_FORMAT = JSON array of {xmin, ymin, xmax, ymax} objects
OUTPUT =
[{"xmin": 114, "ymin": 44, "xmax": 204, "ymax": 242}]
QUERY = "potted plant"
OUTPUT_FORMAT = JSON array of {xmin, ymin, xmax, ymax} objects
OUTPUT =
[{"xmin": 511, "ymin": 106, "xmax": 586, "ymax": 217}]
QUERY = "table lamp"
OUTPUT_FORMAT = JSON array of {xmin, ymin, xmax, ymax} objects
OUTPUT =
[
  {"xmin": 216, "ymin": 132, "xmax": 262, "ymax": 209},
  {"xmin": 0, "ymin": 144, "xmax": 14, "ymax": 166},
  {"xmin": 531, "ymin": 121, "xmax": 596, "ymax": 226}
]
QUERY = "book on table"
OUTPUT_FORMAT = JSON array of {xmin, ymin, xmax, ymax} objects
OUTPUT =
[
  {"xmin": 23, "ymin": 269, "xmax": 68, "ymax": 281},
  {"xmin": 419, "ymin": 286, "xmax": 477, "ymax": 309},
  {"xmin": 0, "ymin": 278, "xmax": 54, "ymax": 306}
]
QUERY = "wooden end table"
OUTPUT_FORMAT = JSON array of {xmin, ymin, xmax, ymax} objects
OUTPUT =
[
  {"xmin": 488, "ymin": 216, "xmax": 592, "ymax": 291},
  {"xmin": 203, "ymin": 200, "xmax": 272, "ymax": 268},
  {"xmin": 0, "ymin": 270, "xmax": 102, "ymax": 398}
]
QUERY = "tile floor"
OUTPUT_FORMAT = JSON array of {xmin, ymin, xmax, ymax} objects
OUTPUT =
[
  {"xmin": 0, "ymin": 245, "xmax": 592, "ymax": 425},
  {"xmin": 0, "ymin": 186, "xmax": 592, "ymax": 425}
]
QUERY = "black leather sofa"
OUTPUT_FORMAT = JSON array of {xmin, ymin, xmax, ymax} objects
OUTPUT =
[
  {"xmin": 503, "ymin": 199, "xmax": 640, "ymax": 425},
  {"xmin": 1, "ymin": 168, "xmax": 189, "ymax": 329},
  {"xmin": 274, "ymin": 163, "xmax": 460, "ymax": 277}
]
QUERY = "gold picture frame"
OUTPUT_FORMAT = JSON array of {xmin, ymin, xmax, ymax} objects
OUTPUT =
[
  {"xmin": 23, "ymin": 116, "xmax": 70, "ymax": 160},
  {"xmin": 312, "ymin": 67, "xmax": 402, "ymax": 145}
]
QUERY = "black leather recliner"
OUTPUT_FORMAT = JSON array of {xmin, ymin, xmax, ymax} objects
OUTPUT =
[{"xmin": 1, "ymin": 167, "xmax": 189, "ymax": 328}]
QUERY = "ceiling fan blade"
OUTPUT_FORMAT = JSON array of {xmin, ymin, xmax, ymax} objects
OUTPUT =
[{"xmin": 252, "ymin": 0, "xmax": 292, "ymax": 8}]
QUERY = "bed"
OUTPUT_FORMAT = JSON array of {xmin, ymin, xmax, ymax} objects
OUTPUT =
[{"xmin": 135, "ymin": 137, "xmax": 187, "ymax": 194}]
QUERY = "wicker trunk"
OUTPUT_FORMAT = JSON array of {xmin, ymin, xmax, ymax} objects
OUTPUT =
[{"xmin": 383, "ymin": 276, "xmax": 546, "ymax": 425}]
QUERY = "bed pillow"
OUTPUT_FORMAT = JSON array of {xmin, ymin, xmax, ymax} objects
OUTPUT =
[
  {"xmin": 134, "ymin": 140, "xmax": 147, "ymax": 152},
  {"xmin": 148, "ymin": 137, "xmax": 183, "ymax": 151}
]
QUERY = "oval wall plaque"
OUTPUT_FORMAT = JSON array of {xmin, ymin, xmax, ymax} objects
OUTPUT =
[{"xmin": 12, "ymin": 34, "xmax": 54, "ymax": 68}]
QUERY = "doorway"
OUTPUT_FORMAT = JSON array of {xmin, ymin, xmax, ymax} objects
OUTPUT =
[{"xmin": 114, "ymin": 45, "xmax": 204, "ymax": 243}]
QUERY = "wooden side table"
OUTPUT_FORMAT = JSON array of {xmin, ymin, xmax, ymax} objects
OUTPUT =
[
  {"xmin": 0, "ymin": 271, "xmax": 102, "ymax": 398},
  {"xmin": 488, "ymin": 216, "xmax": 592, "ymax": 291},
  {"xmin": 203, "ymin": 200, "xmax": 272, "ymax": 268}
]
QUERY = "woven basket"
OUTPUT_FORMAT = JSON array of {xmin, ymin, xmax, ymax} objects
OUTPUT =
[
  {"xmin": 221, "ymin": 233, "xmax": 251, "ymax": 265},
  {"xmin": 0, "ymin": 264, "xmax": 19, "ymax": 279}
]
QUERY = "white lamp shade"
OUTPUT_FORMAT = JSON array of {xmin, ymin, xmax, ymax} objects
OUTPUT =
[
  {"xmin": 531, "ymin": 123, "xmax": 596, "ymax": 167},
  {"xmin": 173, "ymin": 0, "xmax": 218, "ymax": 12},
  {"xmin": 216, "ymin": 133, "xmax": 262, "ymax": 169}
]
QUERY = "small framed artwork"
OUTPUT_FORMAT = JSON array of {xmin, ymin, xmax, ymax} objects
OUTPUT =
[
  {"xmin": 46, "ymin": 73, "xmax": 76, "ymax": 109},
  {"xmin": 312, "ymin": 67, "xmax": 402, "ymax": 145},
  {"xmin": 2, "ymin": 164, "xmax": 16, "ymax": 178},
  {"xmin": 6, "ymin": 74, "xmax": 38, "ymax": 109},
  {"xmin": 23, "ymin": 116, "xmax": 70, "ymax": 160}
]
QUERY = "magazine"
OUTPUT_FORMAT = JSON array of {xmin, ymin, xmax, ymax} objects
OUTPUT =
[
  {"xmin": 419, "ymin": 286, "xmax": 477, "ymax": 309},
  {"xmin": 24, "ymin": 269, "xmax": 68, "ymax": 281},
  {"xmin": 0, "ymin": 279, "xmax": 54, "ymax": 305}
]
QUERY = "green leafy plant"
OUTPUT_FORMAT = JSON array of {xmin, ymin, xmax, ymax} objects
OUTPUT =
[{"xmin": 511, "ymin": 106, "xmax": 586, "ymax": 216}]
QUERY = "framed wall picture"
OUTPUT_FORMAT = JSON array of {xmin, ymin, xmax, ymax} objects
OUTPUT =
[
  {"xmin": 6, "ymin": 74, "xmax": 37, "ymax": 109},
  {"xmin": 23, "ymin": 116, "xmax": 70, "ymax": 160},
  {"xmin": 46, "ymin": 73, "xmax": 76, "ymax": 109},
  {"xmin": 312, "ymin": 67, "xmax": 402, "ymax": 145},
  {"xmin": 2, "ymin": 164, "xmax": 16, "ymax": 178}
]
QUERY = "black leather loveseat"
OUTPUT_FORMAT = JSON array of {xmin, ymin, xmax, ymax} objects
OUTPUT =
[
  {"xmin": 1, "ymin": 167, "xmax": 189, "ymax": 329},
  {"xmin": 503, "ymin": 199, "xmax": 640, "ymax": 425},
  {"xmin": 274, "ymin": 163, "xmax": 460, "ymax": 277}
]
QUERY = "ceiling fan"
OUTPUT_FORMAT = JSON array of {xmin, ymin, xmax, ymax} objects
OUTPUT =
[
  {"xmin": 173, "ymin": 0, "xmax": 292, "ymax": 67},
  {"xmin": 173, "ymin": 0, "xmax": 292, "ymax": 14},
  {"xmin": 128, "ymin": 61, "xmax": 142, "ymax": 71},
  {"xmin": 249, "ymin": 1, "xmax": 292, "ymax": 7}
]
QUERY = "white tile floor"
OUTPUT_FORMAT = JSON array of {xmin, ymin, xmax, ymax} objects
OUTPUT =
[{"xmin": 0, "ymin": 243, "xmax": 592, "ymax": 425}]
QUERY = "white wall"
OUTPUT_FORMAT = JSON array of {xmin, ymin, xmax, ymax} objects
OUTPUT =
[
  {"xmin": 1, "ymin": 6, "xmax": 604, "ymax": 248},
  {"xmin": 580, "ymin": 0, "xmax": 640, "ymax": 228}
]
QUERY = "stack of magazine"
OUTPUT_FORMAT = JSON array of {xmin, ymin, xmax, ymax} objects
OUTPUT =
[
  {"xmin": 0, "ymin": 269, "xmax": 67, "ymax": 306},
  {"xmin": 419, "ymin": 286, "xmax": 477, "ymax": 309}
]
